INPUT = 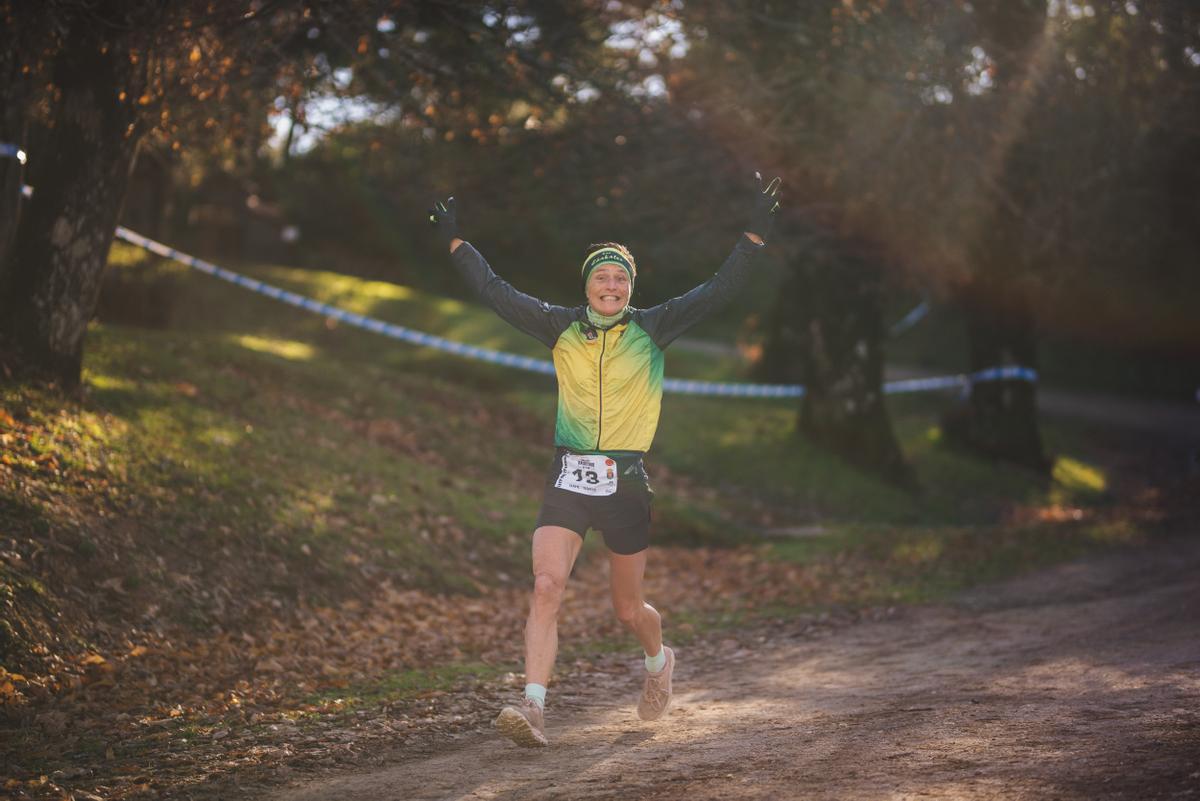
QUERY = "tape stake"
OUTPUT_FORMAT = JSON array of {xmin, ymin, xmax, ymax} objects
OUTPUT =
[
  {"xmin": 889, "ymin": 298, "xmax": 931, "ymax": 338},
  {"xmin": 0, "ymin": 143, "xmax": 27, "ymax": 164}
]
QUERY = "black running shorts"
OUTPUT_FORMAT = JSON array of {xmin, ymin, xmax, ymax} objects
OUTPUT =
[{"xmin": 535, "ymin": 449, "xmax": 654, "ymax": 555}]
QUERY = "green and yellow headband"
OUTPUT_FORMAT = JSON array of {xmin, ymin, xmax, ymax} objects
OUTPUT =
[{"xmin": 580, "ymin": 247, "xmax": 636, "ymax": 291}]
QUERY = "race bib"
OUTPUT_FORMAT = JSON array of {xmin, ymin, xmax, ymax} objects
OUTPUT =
[{"xmin": 554, "ymin": 453, "xmax": 618, "ymax": 496}]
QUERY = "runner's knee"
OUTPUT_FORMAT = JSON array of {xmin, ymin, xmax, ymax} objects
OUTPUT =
[
  {"xmin": 531, "ymin": 572, "xmax": 565, "ymax": 610},
  {"xmin": 612, "ymin": 599, "xmax": 642, "ymax": 627}
]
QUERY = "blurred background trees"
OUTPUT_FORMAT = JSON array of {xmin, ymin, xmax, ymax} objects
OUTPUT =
[{"xmin": 2, "ymin": 0, "xmax": 1197, "ymax": 480}]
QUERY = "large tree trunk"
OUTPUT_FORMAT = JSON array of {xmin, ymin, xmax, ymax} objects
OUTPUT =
[
  {"xmin": 761, "ymin": 240, "xmax": 915, "ymax": 488},
  {"xmin": 936, "ymin": 0, "xmax": 1050, "ymax": 473},
  {"xmin": 941, "ymin": 276, "xmax": 1048, "ymax": 472},
  {"xmin": 0, "ymin": 28, "xmax": 144, "ymax": 388}
]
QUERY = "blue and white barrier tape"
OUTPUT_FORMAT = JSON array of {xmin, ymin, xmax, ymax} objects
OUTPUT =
[
  {"xmin": 663, "ymin": 366, "xmax": 1037, "ymax": 398},
  {"xmin": 889, "ymin": 298, "xmax": 931, "ymax": 337},
  {"xmin": 115, "ymin": 226, "xmax": 556, "ymax": 377},
  {"xmin": 0, "ymin": 143, "xmax": 26, "ymax": 164},
  {"xmin": 663, "ymin": 378, "xmax": 804, "ymax": 397},
  {"xmin": 113, "ymin": 226, "xmax": 1036, "ymax": 398}
]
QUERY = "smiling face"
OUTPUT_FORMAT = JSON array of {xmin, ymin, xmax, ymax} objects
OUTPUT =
[{"xmin": 585, "ymin": 263, "xmax": 631, "ymax": 317}]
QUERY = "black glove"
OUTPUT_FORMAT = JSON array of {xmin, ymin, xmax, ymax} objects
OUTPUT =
[
  {"xmin": 748, "ymin": 171, "xmax": 782, "ymax": 241},
  {"xmin": 427, "ymin": 196, "xmax": 458, "ymax": 250}
]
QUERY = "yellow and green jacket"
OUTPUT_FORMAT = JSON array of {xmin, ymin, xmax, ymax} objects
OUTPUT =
[{"xmin": 451, "ymin": 235, "xmax": 763, "ymax": 455}]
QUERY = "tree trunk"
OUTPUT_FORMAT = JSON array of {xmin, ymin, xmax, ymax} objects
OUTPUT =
[
  {"xmin": 937, "ymin": 1, "xmax": 1050, "ymax": 473},
  {"xmin": 761, "ymin": 241, "xmax": 915, "ymax": 488},
  {"xmin": 941, "ymin": 276, "xmax": 1049, "ymax": 472},
  {"xmin": 0, "ymin": 30, "xmax": 143, "ymax": 387}
]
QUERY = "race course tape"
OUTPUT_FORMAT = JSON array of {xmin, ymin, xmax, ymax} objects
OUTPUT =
[
  {"xmin": 114, "ymin": 226, "xmax": 1036, "ymax": 398},
  {"xmin": 889, "ymin": 298, "xmax": 931, "ymax": 338}
]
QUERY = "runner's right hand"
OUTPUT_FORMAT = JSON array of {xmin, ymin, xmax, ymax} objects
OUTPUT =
[{"xmin": 428, "ymin": 196, "xmax": 458, "ymax": 249}]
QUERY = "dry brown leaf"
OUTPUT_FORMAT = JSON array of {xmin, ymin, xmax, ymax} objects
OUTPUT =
[{"xmin": 98, "ymin": 577, "xmax": 126, "ymax": 594}]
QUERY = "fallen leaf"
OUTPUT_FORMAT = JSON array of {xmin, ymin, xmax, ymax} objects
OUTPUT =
[
  {"xmin": 98, "ymin": 577, "xmax": 126, "ymax": 594},
  {"xmin": 255, "ymin": 657, "xmax": 285, "ymax": 673}
]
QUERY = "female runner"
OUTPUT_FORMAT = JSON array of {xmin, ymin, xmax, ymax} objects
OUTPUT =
[{"xmin": 428, "ymin": 172, "xmax": 781, "ymax": 746}]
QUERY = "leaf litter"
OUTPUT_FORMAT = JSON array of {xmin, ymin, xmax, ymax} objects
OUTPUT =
[{"xmin": 3, "ymin": 360, "xmax": 1194, "ymax": 800}]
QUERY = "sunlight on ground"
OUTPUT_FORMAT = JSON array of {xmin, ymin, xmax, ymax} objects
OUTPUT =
[
  {"xmin": 201, "ymin": 426, "xmax": 244, "ymax": 449},
  {"xmin": 86, "ymin": 373, "xmax": 139, "ymax": 393},
  {"xmin": 891, "ymin": 535, "xmax": 944, "ymax": 566},
  {"xmin": 1087, "ymin": 519, "xmax": 1141, "ymax": 544},
  {"xmin": 714, "ymin": 411, "xmax": 788, "ymax": 448},
  {"xmin": 1000, "ymin": 657, "xmax": 1162, "ymax": 694},
  {"xmin": 434, "ymin": 297, "xmax": 466, "ymax": 314},
  {"xmin": 302, "ymin": 487, "xmax": 338, "ymax": 514},
  {"xmin": 1051, "ymin": 456, "xmax": 1106, "ymax": 493},
  {"xmin": 106, "ymin": 241, "xmax": 151, "ymax": 267},
  {"xmin": 304, "ymin": 271, "xmax": 415, "ymax": 303},
  {"xmin": 233, "ymin": 334, "xmax": 317, "ymax": 361}
]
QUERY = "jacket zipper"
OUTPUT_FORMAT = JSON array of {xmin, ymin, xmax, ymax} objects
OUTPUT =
[{"xmin": 595, "ymin": 328, "xmax": 607, "ymax": 450}]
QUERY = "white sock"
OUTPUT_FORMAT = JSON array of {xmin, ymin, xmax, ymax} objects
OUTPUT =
[
  {"xmin": 645, "ymin": 647, "xmax": 666, "ymax": 673},
  {"xmin": 524, "ymin": 682, "xmax": 546, "ymax": 708}
]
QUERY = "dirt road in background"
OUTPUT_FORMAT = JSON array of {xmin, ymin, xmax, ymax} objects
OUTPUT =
[{"xmin": 270, "ymin": 537, "xmax": 1200, "ymax": 801}]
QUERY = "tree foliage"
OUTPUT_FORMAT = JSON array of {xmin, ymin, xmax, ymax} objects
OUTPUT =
[{"xmin": 0, "ymin": 0, "xmax": 626, "ymax": 386}]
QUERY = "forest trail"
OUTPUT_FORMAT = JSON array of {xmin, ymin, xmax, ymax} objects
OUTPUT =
[{"xmin": 269, "ymin": 536, "xmax": 1200, "ymax": 801}]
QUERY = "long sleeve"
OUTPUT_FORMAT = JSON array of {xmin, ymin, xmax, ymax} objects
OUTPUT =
[
  {"xmin": 450, "ymin": 242, "xmax": 577, "ymax": 348},
  {"xmin": 635, "ymin": 234, "xmax": 764, "ymax": 349}
]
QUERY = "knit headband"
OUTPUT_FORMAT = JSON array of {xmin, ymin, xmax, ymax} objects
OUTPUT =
[{"xmin": 580, "ymin": 247, "xmax": 636, "ymax": 290}]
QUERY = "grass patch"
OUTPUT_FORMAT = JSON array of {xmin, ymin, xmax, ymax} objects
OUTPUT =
[
  {"xmin": 767, "ymin": 517, "xmax": 1148, "ymax": 609},
  {"xmin": 303, "ymin": 662, "xmax": 514, "ymax": 714}
]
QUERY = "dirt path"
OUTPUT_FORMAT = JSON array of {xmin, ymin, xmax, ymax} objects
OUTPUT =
[{"xmin": 269, "ymin": 537, "xmax": 1200, "ymax": 801}]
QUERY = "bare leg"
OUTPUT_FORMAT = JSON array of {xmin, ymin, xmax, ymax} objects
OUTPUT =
[
  {"xmin": 608, "ymin": 548, "xmax": 663, "ymax": 657},
  {"xmin": 524, "ymin": 525, "xmax": 584, "ymax": 687}
]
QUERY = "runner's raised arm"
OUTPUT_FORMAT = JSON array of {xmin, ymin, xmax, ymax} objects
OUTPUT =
[
  {"xmin": 637, "ymin": 172, "xmax": 781, "ymax": 348},
  {"xmin": 429, "ymin": 195, "xmax": 575, "ymax": 348}
]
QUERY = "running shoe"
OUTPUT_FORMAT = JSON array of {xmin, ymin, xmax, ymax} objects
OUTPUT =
[
  {"xmin": 495, "ymin": 697, "xmax": 549, "ymax": 747},
  {"xmin": 637, "ymin": 645, "xmax": 675, "ymax": 721}
]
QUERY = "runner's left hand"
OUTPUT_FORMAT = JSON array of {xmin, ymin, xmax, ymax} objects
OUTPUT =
[{"xmin": 747, "ymin": 172, "xmax": 782, "ymax": 241}]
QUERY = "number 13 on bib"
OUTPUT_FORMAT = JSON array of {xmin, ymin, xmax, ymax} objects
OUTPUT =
[{"xmin": 555, "ymin": 454, "xmax": 618, "ymax": 496}]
